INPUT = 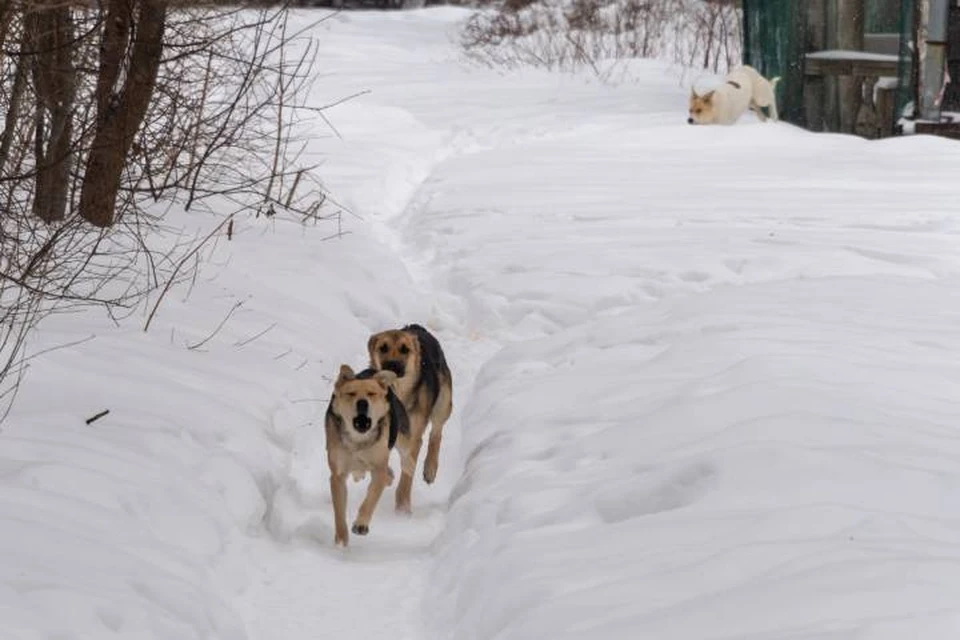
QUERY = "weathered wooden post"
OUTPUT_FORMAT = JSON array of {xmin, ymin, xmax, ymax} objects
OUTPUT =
[
  {"xmin": 918, "ymin": 0, "xmax": 951, "ymax": 120},
  {"xmin": 836, "ymin": 0, "xmax": 866, "ymax": 133},
  {"xmin": 805, "ymin": 0, "xmax": 827, "ymax": 130}
]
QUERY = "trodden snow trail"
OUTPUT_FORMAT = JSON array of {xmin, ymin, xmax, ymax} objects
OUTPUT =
[
  {"xmin": 234, "ymin": 9, "xmax": 508, "ymax": 640},
  {"xmin": 236, "ymin": 8, "xmax": 695, "ymax": 638}
]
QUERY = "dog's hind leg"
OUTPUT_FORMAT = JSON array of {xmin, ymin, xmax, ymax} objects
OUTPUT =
[
  {"xmin": 750, "ymin": 101, "xmax": 768, "ymax": 122},
  {"xmin": 352, "ymin": 466, "xmax": 391, "ymax": 536},
  {"xmin": 767, "ymin": 98, "xmax": 779, "ymax": 122},
  {"xmin": 767, "ymin": 77, "xmax": 781, "ymax": 122},
  {"xmin": 330, "ymin": 472, "xmax": 349, "ymax": 547},
  {"xmin": 423, "ymin": 385, "xmax": 452, "ymax": 485}
]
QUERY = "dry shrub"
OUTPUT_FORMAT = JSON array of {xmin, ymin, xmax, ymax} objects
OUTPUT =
[
  {"xmin": 0, "ymin": 2, "xmax": 333, "ymax": 419},
  {"xmin": 461, "ymin": 0, "xmax": 741, "ymax": 75}
]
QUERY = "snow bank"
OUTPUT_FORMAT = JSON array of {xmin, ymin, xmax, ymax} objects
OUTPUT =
[
  {"xmin": 397, "ymin": 71, "xmax": 960, "ymax": 635},
  {"xmin": 430, "ymin": 278, "xmax": 960, "ymax": 639},
  {"xmin": 1, "ymin": 205, "xmax": 423, "ymax": 638}
]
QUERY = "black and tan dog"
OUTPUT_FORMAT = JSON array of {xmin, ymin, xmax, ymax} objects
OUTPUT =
[
  {"xmin": 325, "ymin": 364, "xmax": 409, "ymax": 547},
  {"xmin": 367, "ymin": 323, "xmax": 452, "ymax": 514}
]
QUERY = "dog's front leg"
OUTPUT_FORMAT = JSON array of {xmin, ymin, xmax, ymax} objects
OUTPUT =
[
  {"xmin": 395, "ymin": 426, "xmax": 425, "ymax": 514},
  {"xmin": 330, "ymin": 472, "xmax": 349, "ymax": 547},
  {"xmin": 353, "ymin": 466, "xmax": 390, "ymax": 535},
  {"xmin": 423, "ymin": 387, "xmax": 452, "ymax": 484},
  {"xmin": 768, "ymin": 100, "xmax": 779, "ymax": 122}
]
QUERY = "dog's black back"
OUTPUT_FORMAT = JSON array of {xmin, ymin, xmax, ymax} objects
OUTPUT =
[
  {"xmin": 355, "ymin": 368, "xmax": 410, "ymax": 449},
  {"xmin": 402, "ymin": 323, "xmax": 450, "ymax": 409}
]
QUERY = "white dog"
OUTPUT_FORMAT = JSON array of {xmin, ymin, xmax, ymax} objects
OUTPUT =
[{"xmin": 688, "ymin": 65, "xmax": 780, "ymax": 125}]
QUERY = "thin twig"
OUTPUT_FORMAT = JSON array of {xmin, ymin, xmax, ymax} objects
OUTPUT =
[
  {"xmin": 187, "ymin": 299, "xmax": 245, "ymax": 350},
  {"xmin": 233, "ymin": 322, "xmax": 276, "ymax": 348},
  {"xmin": 85, "ymin": 409, "xmax": 110, "ymax": 425},
  {"xmin": 21, "ymin": 334, "xmax": 97, "ymax": 364},
  {"xmin": 143, "ymin": 213, "xmax": 234, "ymax": 333}
]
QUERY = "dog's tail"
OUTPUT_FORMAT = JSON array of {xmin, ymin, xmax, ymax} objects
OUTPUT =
[{"xmin": 771, "ymin": 76, "xmax": 782, "ymax": 89}]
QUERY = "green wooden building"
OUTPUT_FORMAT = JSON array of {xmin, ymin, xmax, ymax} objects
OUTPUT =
[{"xmin": 743, "ymin": 0, "xmax": 960, "ymax": 139}]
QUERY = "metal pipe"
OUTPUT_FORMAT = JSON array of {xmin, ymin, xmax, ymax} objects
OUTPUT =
[
  {"xmin": 919, "ymin": 0, "xmax": 952, "ymax": 119},
  {"xmin": 928, "ymin": 0, "xmax": 950, "ymax": 42}
]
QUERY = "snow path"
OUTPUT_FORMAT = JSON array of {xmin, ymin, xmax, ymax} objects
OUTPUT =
[
  {"xmin": 234, "ymin": 8, "xmax": 630, "ymax": 636},
  {"xmin": 234, "ymin": 9, "xmax": 509, "ymax": 639}
]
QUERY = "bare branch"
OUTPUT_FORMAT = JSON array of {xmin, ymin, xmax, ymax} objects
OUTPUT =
[{"xmin": 187, "ymin": 298, "xmax": 245, "ymax": 350}]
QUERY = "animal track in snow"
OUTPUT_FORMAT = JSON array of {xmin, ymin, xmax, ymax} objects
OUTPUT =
[
  {"xmin": 594, "ymin": 462, "xmax": 717, "ymax": 524},
  {"xmin": 678, "ymin": 270, "xmax": 711, "ymax": 283}
]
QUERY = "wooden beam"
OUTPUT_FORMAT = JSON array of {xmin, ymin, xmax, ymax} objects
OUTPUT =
[
  {"xmin": 875, "ymin": 83, "xmax": 897, "ymax": 138},
  {"xmin": 805, "ymin": 52, "xmax": 900, "ymax": 77},
  {"xmin": 915, "ymin": 120, "xmax": 960, "ymax": 138}
]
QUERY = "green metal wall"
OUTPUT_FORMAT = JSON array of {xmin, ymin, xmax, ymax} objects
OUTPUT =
[
  {"xmin": 866, "ymin": 0, "xmax": 903, "ymax": 32},
  {"xmin": 895, "ymin": 0, "xmax": 916, "ymax": 116},
  {"xmin": 742, "ymin": 0, "xmax": 806, "ymax": 125},
  {"xmin": 743, "ymin": 0, "xmax": 914, "ymax": 129}
]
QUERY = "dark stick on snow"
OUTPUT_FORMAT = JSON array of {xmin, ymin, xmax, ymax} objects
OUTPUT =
[{"xmin": 85, "ymin": 409, "xmax": 110, "ymax": 425}]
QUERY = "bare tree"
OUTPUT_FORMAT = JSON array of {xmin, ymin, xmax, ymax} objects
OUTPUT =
[
  {"xmin": 0, "ymin": 0, "xmax": 335, "ymax": 420},
  {"xmin": 27, "ymin": 1, "xmax": 77, "ymax": 223},
  {"xmin": 80, "ymin": 0, "xmax": 167, "ymax": 228}
]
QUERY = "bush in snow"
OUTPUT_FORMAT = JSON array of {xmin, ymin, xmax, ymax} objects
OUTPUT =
[
  {"xmin": 460, "ymin": 0, "xmax": 741, "ymax": 75},
  {"xmin": 0, "ymin": 2, "xmax": 332, "ymax": 419}
]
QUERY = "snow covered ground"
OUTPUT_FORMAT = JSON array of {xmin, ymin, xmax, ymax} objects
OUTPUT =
[{"xmin": 4, "ymin": 6, "xmax": 960, "ymax": 640}]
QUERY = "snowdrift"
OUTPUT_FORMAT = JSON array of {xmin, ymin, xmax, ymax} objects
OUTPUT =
[{"xmin": 430, "ymin": 278, "xmax": 960, "ymax": 639}]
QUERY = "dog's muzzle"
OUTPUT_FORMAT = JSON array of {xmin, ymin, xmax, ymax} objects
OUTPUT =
[
  {"xmin": 382, "ymin": 360, "xmax": 406, "ymax": 378},
  {"xmin": 687, "ymin": 117, "xmax": 695, "ymax": 125},
  {"xmin": 353, "ymin": 399, "xmax": 372, "ymax": 433}
]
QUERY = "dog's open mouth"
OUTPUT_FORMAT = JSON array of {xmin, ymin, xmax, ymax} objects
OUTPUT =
[
  {"xmin": 382, "ymin": 361, "xmax": 405, "ymax": 377},
  {"xmin": 353, "ymin": 416, "xmax": 372, "ymax": 433}
]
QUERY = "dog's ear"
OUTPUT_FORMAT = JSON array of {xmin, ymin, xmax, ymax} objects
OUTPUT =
[
  {"xmin": 690, "ymin": 87, "xmax": 699, "ymax": 99},
  {"xmin": 701, "ymin": 90, "xmax": 715, "ymax": 103},
  {"xmin": 373, "ymin": 370, "xmax": 397, "ymax": 390},
  {"xmin": 367, "ymin": 334, "xmax": 380, "ymax": 362},
  {"xmin": 336, "ymin": 364, "xmax": 355, "ymax": 385}
]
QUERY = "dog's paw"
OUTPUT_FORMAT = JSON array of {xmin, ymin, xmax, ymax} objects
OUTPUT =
[
  {"xmin": 395, "ymin": 501, "xmax": 412, "ymax": 516},
  {"xmin": 334, "ymin": 532, "xmax": 349, "ymax": 547},
  {"xmin": 423, "ymin": 460, "xmax": 437, "ymax": 484},
  {"xmin": 351, "ymin": 523, "xmax": 369, "ymax": 536}
]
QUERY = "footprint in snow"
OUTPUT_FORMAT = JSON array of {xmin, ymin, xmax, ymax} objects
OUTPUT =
[{"xmin": 594, "ymin": 462, "xmax": 717, "ymax": 524}]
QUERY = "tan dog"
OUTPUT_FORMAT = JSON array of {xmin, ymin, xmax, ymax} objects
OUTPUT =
[
  {"xmin": 688, "ymin": 65, "xmax": 780, "ymax": 125},
  {"xmin": 367, "ymin": 323, "xmax": 452, "ymax": 514},
  {"xmin": 325, "ymin": 365, "xmax": 409, "ymax": 547}
]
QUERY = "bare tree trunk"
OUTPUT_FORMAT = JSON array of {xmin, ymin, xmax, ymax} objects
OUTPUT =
[
  {"xmin": 0, "ymin": 40, "xmax": 29, "ymax": 175},
  {"xmin": 0, "ymin": 1, "xmax": 14, "ymax": 60},
  {"xmin": 95, "ymin": 0, "xmax": 133, "ymax": 124},
  {"xmin": 703, "ymin": 9, "xmax": 717, "ymax": 70},
  {"xmin": 29, "ymin": 4, "xmax": 77, "ymax": 223},
  {"xmin": 79, "ymin": 0, "xmax": 166, "ymax": 228}
]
